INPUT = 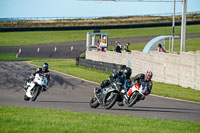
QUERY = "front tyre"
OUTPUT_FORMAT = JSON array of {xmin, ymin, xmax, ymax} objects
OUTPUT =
[
  {"xmin": 24, "ymin": 94, "xmax": 30, "ymax": 101},
  {"xmin": 90, "ymin": 96, "xmax": 100, "ymax": 108},
  {"xmin": 31, "ymin": 86, "xmax": 41, "ymax": 101},
  {"xmin": 103, "ymin": 92, "xmax": 118, "ymax": 109},
  {"xmin": 127, "ymin": 91, "xmax": 139, "ymax": 107}
]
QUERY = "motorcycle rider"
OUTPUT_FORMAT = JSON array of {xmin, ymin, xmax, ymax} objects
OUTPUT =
[
  {"xmin": 96, "ymin": 67, "xmax": 132, "ymax": 94},
  {"xmin": 24, "ymin": 63, "xmax": 50, "ymax": 91},
  {"xmin": 131, "ymin": 70, "xmax": 153, "ymax": 98}
]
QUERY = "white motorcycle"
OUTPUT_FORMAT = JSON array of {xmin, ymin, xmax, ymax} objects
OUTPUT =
[
  {"xmin": 24, "ymin": 73, "xmax": 48, "ymax": 101},
  {"xmin": 125, "ymin": 82, "xmax": 148, "ymax": 107}
]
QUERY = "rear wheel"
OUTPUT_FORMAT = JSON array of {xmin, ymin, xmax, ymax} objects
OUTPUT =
[
  {"xmin": 90, "ymin": 96, "xmax": 100, "ymax": 108},
  {"xmin": 127, "ymin": 91, "xmax": 139, "ymax": 107},
  {"xmin": 31, "ymin": 86, "xmax": 41, "ymax": 101},
  {"xmin": 103, "ymin": 92, "xmax": 118, "ymax": 109}
]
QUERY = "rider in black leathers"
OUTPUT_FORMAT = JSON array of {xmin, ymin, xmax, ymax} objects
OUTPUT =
[{"xmin": 98, "ymin": 67, "xmax": 132, "ymax": 93}]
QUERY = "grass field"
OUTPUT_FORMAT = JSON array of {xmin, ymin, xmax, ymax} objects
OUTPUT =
[
  {"xmin": 0, "ymin": 106, "xmax": 200, "ymax": 133},
  {"xmin": 0, "ymin": 24, "xmax": 200, "ymax": 47}
]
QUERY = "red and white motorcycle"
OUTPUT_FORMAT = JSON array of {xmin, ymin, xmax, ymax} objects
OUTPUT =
[{"xmin": 124, "ymin": 83, "xmax": 148, "ymax": 107}]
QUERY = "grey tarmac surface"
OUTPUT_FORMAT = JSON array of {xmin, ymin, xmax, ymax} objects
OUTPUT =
[
  {"xmin": 0, "ymin": 61, "xmax": 200, "ymax": 122},
  {"xmin": 0, "ymin": 33, "xmax": 200, "ymax": 59}
]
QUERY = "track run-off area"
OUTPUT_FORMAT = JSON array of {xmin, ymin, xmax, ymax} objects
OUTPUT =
[{"xmin": 0, "ymin": 61, "xmax": 200, "ymax": 122}]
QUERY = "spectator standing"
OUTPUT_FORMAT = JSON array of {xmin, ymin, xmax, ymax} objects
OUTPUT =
[
  {"xmin": 124, "ymin": 43, "xmax": 130, "ymax": 52},
  {"xmin": 157, "ymin": 44, "xmax": 166, "ymax": 53},
  {"xmin": 96, "ymin": 41, "xmax": 101, "ymax": 51},
  {"xmin": 114, "ymin": 41, "xmax": 121, "ymax": 53}
]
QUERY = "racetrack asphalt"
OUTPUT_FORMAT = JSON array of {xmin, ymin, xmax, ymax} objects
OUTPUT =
[
  {"xmin": 0, "ymin": 61, "xmax": 200, "ymax": 122},
  {"xmin": 0, "ymin": 33, "xmax": 200, "ymax": 59}
]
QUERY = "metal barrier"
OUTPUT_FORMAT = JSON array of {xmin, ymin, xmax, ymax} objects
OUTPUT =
[{"xmin": 76, "ymin": 57, "xmax": 126, "ymax": 73}]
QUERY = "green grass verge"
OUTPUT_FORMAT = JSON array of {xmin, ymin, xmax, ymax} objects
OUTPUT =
[
  {"xmin": 0, "ymin": 53, "xmax": 34, "ymax": 61},
  {"xmin": 0, "ymin": 25, "xmax": 200, "ymax": 47},
  {"xmin": 0, "ymin": 106, "xmax": 200, "ymax": 133},
  {"xmin": 0, "ymin": 53, "xmax": 200, "ymax": 102}
]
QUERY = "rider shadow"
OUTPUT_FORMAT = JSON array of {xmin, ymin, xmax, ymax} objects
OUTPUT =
[{"xmin": 49, "ymin": 74, "xmax": 75, "ymax": 91}]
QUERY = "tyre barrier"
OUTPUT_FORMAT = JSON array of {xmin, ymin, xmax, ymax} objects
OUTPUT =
[{"xmin": 76, "ymin": 57, "xmax": 126, "ymax": 73}]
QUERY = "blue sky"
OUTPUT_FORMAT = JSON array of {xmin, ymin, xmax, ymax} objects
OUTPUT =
[{"xmin": 0, "ymin": 0, "xmax": 200, "ymax": 18}]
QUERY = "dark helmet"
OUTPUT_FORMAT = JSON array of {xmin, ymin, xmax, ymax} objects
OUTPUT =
[
  {"xmin": 42, "ymin": 63, "xmax": 49, "ymax": 71},
  {"xmin": 122, "ymin": 67, "xmax": 132, "ymax": 78},
  {"xmin": 118, "ymin": 69, "xmax": 124, "ymax": 76},
  {"xmin": 145, "ymin": 70, "xmax": 153, "ymax": 81}
]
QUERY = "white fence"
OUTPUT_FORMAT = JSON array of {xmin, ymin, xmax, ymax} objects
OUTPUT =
[{"xmin": 86, "ymin": 50, "xmax": 200, "ymax": 90}]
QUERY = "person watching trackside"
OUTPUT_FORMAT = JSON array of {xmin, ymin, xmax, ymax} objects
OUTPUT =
[
  {"xmin": 124, "ymin": 43, "xmax": 130, "ymax": 52},
  {"xmin": 114, "ymin": 41, "xmax": 122, "ymax": 53},
  {"xmin": 157, "ymin": 44, "xmax": 166, "ymax": 53}
]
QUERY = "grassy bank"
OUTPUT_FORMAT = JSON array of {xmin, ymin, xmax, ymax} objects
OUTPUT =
[
  {"xmin": 0, "ymin": 106, "xmax": 200, "ymax": 133},
  {"xmin": 0, "ymin": 24, "xmax": 200, "ymax": 47}
]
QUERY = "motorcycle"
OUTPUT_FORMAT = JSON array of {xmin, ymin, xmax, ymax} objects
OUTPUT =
[
  {"xmin": 90, "ymin": 81, "xmax": 121, "ymax": 110},
  {"xmin": 124, "ymin": 82, "xmax": 147, "ymax": 107},
  {"xmin": 24, "ymin": 73, "xmax": 48, "ymax": 101}
]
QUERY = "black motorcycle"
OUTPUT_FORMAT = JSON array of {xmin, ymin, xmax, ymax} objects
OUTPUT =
[{"xmin": 90, "ymin": 81, "xmax": 121, "ymax": 110}]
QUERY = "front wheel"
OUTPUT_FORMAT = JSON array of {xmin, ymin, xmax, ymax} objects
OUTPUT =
[
  {"xmin": 24, "ymin": 94, "xmax": 30, "ymax": 101},
  {"xmin": 31, "ymin": 86, "xmax": 41, "ymax": 101},
  {"xmin": 103, "ymin": 92, "xmax": 118, "ymax": 109},
  {"xmin": 90, "ymin": 96, "xmax": 100, "ymax": 108},
  {"xmin": 127, "ymin": 91, "xmax": 139, "ymax": 107}
]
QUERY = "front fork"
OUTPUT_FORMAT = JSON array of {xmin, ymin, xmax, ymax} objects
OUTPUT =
[
  {"xmin": 94, "ymin": 88, "xmax": 101, "ymax": 104},
  {"xmin": 26, "ymin": 82, "xmax": 35, "ymax": 98}
]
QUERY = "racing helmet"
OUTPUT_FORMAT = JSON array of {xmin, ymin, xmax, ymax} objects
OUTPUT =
[
  {"xmin": 145, "ymin": 71, "xmax": 153, "ymax": 81},
  {"xmin": 42, "ymin": 63, "xmax": 49, "ymax": 71},
  {"xmin": 122, "ymin": 67, "xmax": 132, "ymax": 78}
]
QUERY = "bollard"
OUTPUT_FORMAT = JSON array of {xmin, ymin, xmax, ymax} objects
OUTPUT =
[
  {"xmin": 71, "ymin": 46, "xmax": 74, "ymax": 52},
  {"xmin": 37, "ymin": 48, "xmax": 40, "ymax": 53},
  {"xmin": 54, "ymin": 46, "xmax": 57, "ymax": 52},
  {"xmin": 19, "ymin": 48, "xmax": 22, "ymax": 54},
  {"xmin": 16, "ymin": 48, "xmax": 22, "ymax": 58}
]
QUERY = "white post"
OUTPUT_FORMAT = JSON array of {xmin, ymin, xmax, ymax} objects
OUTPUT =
[
  {"xmin": 169, "ymin": 37, "xmax": 171, "ymax": 53},
  {"xmin": 180, "ymin": 0, "xmax": 187, "ymax": 53},
  {"xmin": 172, "ymin": 0, "xmax": 176, "ymax": 53},
  {"xmin": 86, "ymin": 32, "xmax": 90, "ymax": 51}
]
